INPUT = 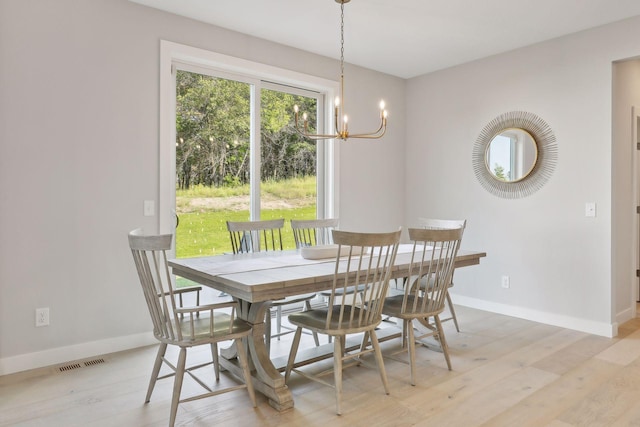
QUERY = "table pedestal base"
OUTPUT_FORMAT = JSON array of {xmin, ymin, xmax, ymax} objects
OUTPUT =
[{"xmin": 218, "ymin": 355, "xmax": 294, "ymax": 411}]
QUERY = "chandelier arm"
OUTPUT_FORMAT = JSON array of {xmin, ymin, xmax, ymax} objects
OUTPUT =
[
  {"xmin": 295, "ymin": 117, "xmax": 386, "ymax": 140},
  {"xmin": 296, "ymin": 131, "xmax": 344, "ymax": 140},
  {"xmin": 346, "ymin": 119, "xmax": 386, "ymax": 138},
  {"xmin": 347, "ymin": 128, "xmax": 387, "ymax": 139}
]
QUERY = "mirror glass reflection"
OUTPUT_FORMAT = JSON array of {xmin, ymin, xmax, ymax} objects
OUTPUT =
[{"xmin": 485, "ymin": 128, "xmax": 538, "ymax": 182}]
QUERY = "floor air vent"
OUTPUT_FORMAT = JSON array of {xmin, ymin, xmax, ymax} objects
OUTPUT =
[
  {"xmin": 58, "ymin": 358, "xmax": 106, "ymax": 372},
  {"xmin": 84, "ymin": 358, "xmax": 105, "ymax": 367},
  {"xmin": 59, "ymin": 363, "xmax": 82, "ymax": 372}
]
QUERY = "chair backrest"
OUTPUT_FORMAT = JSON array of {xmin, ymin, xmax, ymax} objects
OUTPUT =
[
  {"xmin": 128, "ymin": 229, "xmax": 183, "ymax": 343},
  {"xmin": 226, "ymin": 219, "xmax": 285, "ymax": 254},
  {"xmin": 325, "ymin": 229, "xmax": 401, "ymax": 331},
  {"xmin": 290, "ymin": 218, "xmax": 339, "ymax": 248},
  {"xmin": 417, "ymin": 218, "xmax": 467, "ymax": 234},
  {"xmin": 417, "ymin": 218, "xmax": 466, "ymax": 284},
  {"xmin": 402, "ymin": 227, "xmax": 464, "ymax": 317}
]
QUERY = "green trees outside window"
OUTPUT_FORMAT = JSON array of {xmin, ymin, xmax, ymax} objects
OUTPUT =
[{"xmin": 175, "ymin": 70, "xmax": 320, "ymax": 257}]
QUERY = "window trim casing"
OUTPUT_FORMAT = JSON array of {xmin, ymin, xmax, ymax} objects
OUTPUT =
[{"xmin": 159, "ymin": 40, "xmax": 339, "ymax": 237}]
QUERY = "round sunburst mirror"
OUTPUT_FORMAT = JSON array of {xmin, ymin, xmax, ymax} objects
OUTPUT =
[{"xmin": 472, "ymin": 111, "xmax": 557, "ymax": 199}]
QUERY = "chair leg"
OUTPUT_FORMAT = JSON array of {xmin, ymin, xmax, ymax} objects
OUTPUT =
[
  {"xmin": 145, "ymin": 343, "xmax": 167, "ymax": 403},
  {"xmin": 236, "ymin": 337, "xmax": 257, "ymax": 407},
  {"xmin": 284, "ymin": 327, "xmax": 303, "ymax": 383},
  {"xmin": 369, "ymin": 329, "xmax": 390, "ymax": 395},
  {"xmin": 401, "ymin": 319, "xmax": 408, "ymax": 349},
  {"xmin": 169, "ymin": 347, "xmax": 187, "ymax": 427},
  {"xmin": 434, "ymin": 315, "xmax": 452, "ymax": 370},
  {"xmin": 276, "ymin": 305, "xmax": 283, "ymax": 341},
  {"xmin": 360, "ymin": 331, "xmax": 370, "ymax": 352},
  {"xmin": 406, "ymin": 320, "xmax": 416, "ymax": 386},
  {"xmin": 333, "ymin": 334, "xmax": 344, "ymax": 415},
  {"xmin": 265, "ymin": 307, "xmax": 272, "ymax": 356},
  {"xmin": 211, "ymin": 343, "xmax": 220, "ymax": 381},
  {"xmin": 304, "ymin": 300, "xmax": 320, "ymax": 347},
  {"xmin": 446, "ymin": 290, "xmax": 460, "ymax": 332}
]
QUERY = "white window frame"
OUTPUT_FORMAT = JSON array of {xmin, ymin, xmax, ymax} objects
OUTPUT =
[{"xmin": 159, "ymin": 40, "xmax": 339, "ymax": 236}]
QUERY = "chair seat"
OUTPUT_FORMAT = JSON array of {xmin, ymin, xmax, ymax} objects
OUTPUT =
[
  {"xmin": 270, "ymin": 293, "xmax": 316, "ymax": 307},
  {"xmin": 382, "ymin": 294, "xmax": 441, "ymax": 319},
  {"xmin": 288, "ymin": 305, "xmax": 381, "ymax": 335},
  {"xmin": 409, "ymin": 276, "xmax": 459, "ymax": 331},
  {"xmin": 176, "ymin": 312, "xmax": 252, "ymax": 343}
]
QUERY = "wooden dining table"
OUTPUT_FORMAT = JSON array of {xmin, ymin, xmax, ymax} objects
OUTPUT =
[{"xmin": 169, "ymin": 245, "xmax": 486, "ymax": 411}]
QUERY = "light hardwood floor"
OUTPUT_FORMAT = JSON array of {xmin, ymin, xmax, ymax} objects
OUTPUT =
[{"xmin": 3, "ymin": 305, "xmax": 640, "ymax": 427}]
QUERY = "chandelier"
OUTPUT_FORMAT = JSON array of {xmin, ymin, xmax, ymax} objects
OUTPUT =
[{"xmin": 294, "ymin": 0, "xmax": 388, "ymax": 141}]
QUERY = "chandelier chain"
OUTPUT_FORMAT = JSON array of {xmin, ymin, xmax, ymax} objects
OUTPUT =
[{"xmin": 340, "ymin": 1, "xmax": 345, "ymax": 79}]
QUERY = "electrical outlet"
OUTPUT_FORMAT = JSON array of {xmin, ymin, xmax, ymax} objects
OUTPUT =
[
  {"xmin": 35, "ymin": 307, "xmax": 50, "ymax": 327},
  {"xmin": 585, "ymin": 202, "xmax": 596, "ymax": 217},
  {"xmin": 501, "ymin": 275, "xmax": 510, "ymax": 289}
]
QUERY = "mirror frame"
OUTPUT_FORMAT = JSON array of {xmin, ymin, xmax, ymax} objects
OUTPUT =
[{"xmin": 472, "ymin": 111, "xmax": 557, "ymax": 199}]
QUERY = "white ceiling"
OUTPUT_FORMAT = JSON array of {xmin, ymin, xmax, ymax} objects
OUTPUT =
[{"xmin": 130, "ymin": 0, "xmax": 640, "ymax": 79}]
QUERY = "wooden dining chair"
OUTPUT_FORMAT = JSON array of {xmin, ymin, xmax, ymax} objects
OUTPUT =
[
  {"xmin": 379, "ymin": 226, "xmax": 463, "ymax": 386},
  {"xmin": 291, "ymin": 218, "xmax": 365, "ymax": 337},
  {"xmin": 290, "ymin": 218, "xmax": 339, "ymax": 248},
  {"xmin": 284, "ymin": 229, "xmax": 401, "ymax": 415},
  {"xmin": 227, "ymin": 218, "xmax": 285, "ymax": 253},
  {"xmin": 226, "ymin": 219, "xmax": 319, "ymax": 354},
  {"xmin": 128, "ymin": 229, "xmax": 256, "ymax": 427},
  {"xmin": 417, "ymin": 218, "xmax": 467, "ymax": 332}
]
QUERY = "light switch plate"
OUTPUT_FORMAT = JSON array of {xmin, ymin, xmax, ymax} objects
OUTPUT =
[{"xmin": 144, "ymin": 200, "xmax": 155, "ymax": 217}]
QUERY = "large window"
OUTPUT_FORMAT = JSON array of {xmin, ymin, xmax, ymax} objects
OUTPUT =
[{"xmin": 160, "ymin": 42, "xmax": 338, "ymax": 257}]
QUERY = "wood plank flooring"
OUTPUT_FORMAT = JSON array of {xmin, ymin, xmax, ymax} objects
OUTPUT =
[{"xmin": 2, "ymin": 305, "xmax": 640, "ymax": 426}]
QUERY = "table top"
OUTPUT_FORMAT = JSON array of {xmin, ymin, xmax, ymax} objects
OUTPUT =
[{"xmin": 169, "ymin": 245, "xmax": 486, "ymax": 303}]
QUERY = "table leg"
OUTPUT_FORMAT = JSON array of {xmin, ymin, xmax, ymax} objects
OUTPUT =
[{"xmin": 219, "ymin": 299, "xmax": 294, "ymax": 411}]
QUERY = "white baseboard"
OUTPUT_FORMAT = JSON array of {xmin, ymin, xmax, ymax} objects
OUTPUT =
[
  {"xmin": 616, "ymin": 306, "xmax": 634, "ymax": 331},
  {"xmin": 451, "ymin": 293, "xmax": 617, "ymax": 338},
  {"xmin": 0, "ymin": 331, "xmax": 157, "ymax": 376}
]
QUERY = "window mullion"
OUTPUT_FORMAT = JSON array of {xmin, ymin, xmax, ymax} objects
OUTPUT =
[{"xmin": 250, "ymin": 82, "xmax": 261, "ymax": 220}]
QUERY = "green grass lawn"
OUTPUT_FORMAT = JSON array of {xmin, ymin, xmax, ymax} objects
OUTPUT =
[
  {"xmin": 176, "ymin": 206, "xmax": 316, "ymax": 257},
  {"xmin": 176, "ymin": 176, "xmax": 317, "ymax": 258}
]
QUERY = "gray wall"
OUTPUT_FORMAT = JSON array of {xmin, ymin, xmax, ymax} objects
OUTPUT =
[
  {"xmin": 405, "ymin": 15, "xmax": 640, "ymax": 335},
  {"xmin": 0, "ymin": 0, "xmax": 405, "ymax": 373}
]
